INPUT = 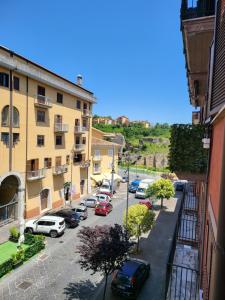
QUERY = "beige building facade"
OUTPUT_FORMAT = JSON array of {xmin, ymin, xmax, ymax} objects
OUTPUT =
[
  {"xmin": 91, "ymin": 128, "xmax": 120, "ymax": 186},
  {"xmin": 0, "ymin": 46, "xmax": 95, "ymax": 227}
]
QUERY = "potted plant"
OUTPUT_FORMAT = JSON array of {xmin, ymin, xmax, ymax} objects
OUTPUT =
[
  {"xmin": 11, "ymin": 246, "xmax": 24, "ymax": 268},
  {"xmin": 9, "ymin": 227, "xmax": 20, "ymax": 243}
]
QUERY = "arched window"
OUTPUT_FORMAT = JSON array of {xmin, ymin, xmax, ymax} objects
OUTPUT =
[{"xmin": 1, "ymin": 106, "xmax": 19, "ymax": 127}]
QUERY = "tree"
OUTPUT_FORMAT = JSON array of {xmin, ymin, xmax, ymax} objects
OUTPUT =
[
  {"xmin": 147, "ymin": 178, "xmax": 175, "ymax": 209},
  {"xmin": 123, "ymin": 204, "xmax": 155, "ymax": 252},
  {"xmin": 77, "ymin": 224, "xmax": 131, "ymax": 300}
]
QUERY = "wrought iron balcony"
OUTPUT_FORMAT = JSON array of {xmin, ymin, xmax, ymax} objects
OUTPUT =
[
  {"xmin": 53, "ymin": 164, "xmax": 68, "ymax": 175},
  {"xmin": 181, "ymin": 0, "xmax": 215, "ymax": 20},
  {"xmin": 27, "ymin": 168, "xmax": 46, "ymax": 181},
  {"xmin": 54, "ymin": 123, "xmax": 69, "ymax": 133},
  {"xmin": 82, "ymin": 109, "xmax": 92, "ymax": 117},
  {"xmin": 34, "ymin": 95, "xmax": 52, "ymax": 108},
  {"xmin": 74, "ymin": 144, "xmax": 85, "ymax": 151},
  {"xmin": 74, "ymin": 126, "xmax": 88, "ymax": 134}
]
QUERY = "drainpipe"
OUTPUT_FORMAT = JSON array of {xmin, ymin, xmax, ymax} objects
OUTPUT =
[
  {"xmin": 210, "ymin": 122, "xmax": 225, "ymax": 300},
  {"xmin": 9, "ymin": 69, "xmax": 13, "ymax": 171}
]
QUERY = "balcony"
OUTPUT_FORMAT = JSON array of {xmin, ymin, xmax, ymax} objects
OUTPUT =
[
  {"xmin": 82, "ymin": 109, "xmax": 92, "ymax": 117},
  {"xmin": 93, "ymin": 155, "xmax": 102, "ymax": 161},
  {"xmin": 181, "ymin": 0, "xmax": 215, "ymax": 20},
  {"xmin": 53, "ymin": 164, "xmax": 68, "ymax": 175},
  {"xmin": 80, "ymin": 160, "xmax": 90, "ymax": 168},
  {"xmin": 74, "ymin": 144, "xmax": 85, "ymax": 152},
  {"xmin": 27, "ymin": 168, "xmax": 46, "ymax": 181},
  {"xmin": 54, "ymin": 123, "xmax": 69, "ymax": 133},
  {"xmin": 192, "ymin": 111, "xmax": 201, "ymax": 124},
  {"xmin": 74, "ymin": 126, "xmax": 88, "ymax": 134},
  {"xmin": 181, "ymin": 0, "xmax": 215, "ymax": 108},
  {"xmin": 93, "ymin": 168, "xmax": 101, "ymax": 174},
  {"xmin": 34, "ymin": 95, "xmax": 52, "ymax": 108}
]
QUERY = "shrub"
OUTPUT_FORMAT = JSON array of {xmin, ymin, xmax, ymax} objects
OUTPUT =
[
  {"xmin": 24, "ymin": 233, "xmax": 36, "ymax": 245},
  {"xmin": 9, "ymin": 227, "xmax": 20, "ymax": 242},
  {"xmin": 11, "ymin": 247, "xmax": 24, "ymax": 266},
  {"xmin": 0, "ymin": 259, "xmax": 13, "ymax": 278},
  {"xmin": 24, "ymin": 240, "xmax": 45, "ymax": 261}
]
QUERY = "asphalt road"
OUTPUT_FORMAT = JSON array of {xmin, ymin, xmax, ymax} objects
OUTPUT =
[{"xmin": 0, "ymin": 180, "xmax": 146, "ymax": 300}]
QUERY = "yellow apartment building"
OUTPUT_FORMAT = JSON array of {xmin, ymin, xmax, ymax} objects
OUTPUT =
[
  {"xmin": 91, "ymin": 128, "xmax": 120, "ymax": 186},
  {"xmin": 0, "ymin": 46, "xmax": 96, "ymax": 228}
]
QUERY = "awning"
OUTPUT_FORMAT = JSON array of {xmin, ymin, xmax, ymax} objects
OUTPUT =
[
  {"xmin": 91, "ymin": 173, "xmax": 122, "ymax": 183},
  {"xmin": 91, "ymin": 174, "xmax": 105, "ymax": 183}
]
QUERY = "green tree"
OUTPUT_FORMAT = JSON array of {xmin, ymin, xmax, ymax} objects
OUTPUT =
[
  {"xmin": 146, "ymin": 178, "xmax": 175, "ymax": 209},
  {"xmin": 123, "ymin": 204, "xmax": 155, "ymax": 252}
]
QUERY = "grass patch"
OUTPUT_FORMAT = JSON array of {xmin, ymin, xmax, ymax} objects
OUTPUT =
[{"xmin": 0, "ymin": 241, "xmax": 28, "ymax": 264}]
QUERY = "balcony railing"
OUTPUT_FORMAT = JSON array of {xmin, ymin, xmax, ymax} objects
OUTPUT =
[
  {"xmin": 34, "ymin": 95, "xmax": 52, "ymax": 108},
  {"xmin": 27, "ymin": 168, "xmax": 46, "ymax": 181},
  {"xmin": 181, "ymin": 0, "xmax": 215, "ymax": 20},
  {"xmin": 93, "ymin": 155, "xmax": 102, "ymax": 161},
  {"xmin": 93, "ymin": 168, "xmax": 101, "ymax": 174},
  {"xmin": 74, "ymin": 126, "xmax": 88, "ymax": 133},
  {"xmin": 54, "ymin": 123, "xmax": 69, "ymax": 133},
  {"xmin": 74, "ymin": 144, "xmax": 85, "ymax": 151},
  {"xmin": 53, "ymin": 164, "xmax": 68, "ymax": 175},
  {"xmin": 82, "ymin": 109, "xmax": 92, "ymax": 117}
]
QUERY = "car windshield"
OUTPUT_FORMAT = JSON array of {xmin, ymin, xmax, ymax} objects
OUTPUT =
[
  {"xmin": 101, "ymin": 185, "xmax": 109, "ymax": 189},
  {"xmin": 116, "ymin": 273, "xmax": 131, "ymax": 284},
  {"xmin": 76, "ymin": 209, "xmax": 83, "ymax": 213},
  {"xmin": 96, "ymin": 204, "xmax": 105, "ymax": 208},
  {"xmin": 137, "ymin": 188, "xmax": 145, "ymax": 192}
]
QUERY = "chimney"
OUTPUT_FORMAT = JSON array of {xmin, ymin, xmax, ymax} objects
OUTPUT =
[{"xmin": 77, "ymin": 74, "xmax": 83, "ymax": 85}]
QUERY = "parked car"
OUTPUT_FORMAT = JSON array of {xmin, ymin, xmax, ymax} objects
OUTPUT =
[
  {"xmin": 135, "ymin": 179, "xmax": 155, "ymax": 199},
  {"xmin": 95, "ymin": 202, "xmax": 113, "ymax": 216},
  {"xmin": 129, "ymin": 180, "xmax": 141, "ymax": 193},
  {"xmin": 80, "ymin": 196, "xmax": 98, "ymax": 208},
  {"xmin": 122, "ymin": 175, "xmax": 129, "ymax": 183},
  {"xmin": 50, "ymin": 209, "xmax": 80, "ymax": 228},
  {"xmin": 72, "ymin": 206, "xmax": 88, "ymax": 220},
  {"xmin": 25, "ymin": 215, "xmax": 65, "ymax": 238},
  {"xmin": 111, "ymin": 258, "xmax": 150, "ymax": 298},
  {"xmin": 174, "ymin": 180, "xmax": 187, "ymax": 192},
  {"xmin": 96, "ymin": 193, "xmax": 111, "ymax": 203},
  {"xmin": 96, "ymin": 190, "xmax": 113, "ymax": 198},
  {"xmin": 139, "ymin": 199, "xmax": 153, "ymax": 210}
]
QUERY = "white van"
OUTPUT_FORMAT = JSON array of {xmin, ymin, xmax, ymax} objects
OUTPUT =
[{"xmin": 135, "ymin": 179, "xmax": 155, "ymax": 199}]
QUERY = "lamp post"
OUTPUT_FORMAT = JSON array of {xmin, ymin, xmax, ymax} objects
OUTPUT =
[{"xmin": 111, "ymin": 146, "xmax": 115, "ymax": 195}]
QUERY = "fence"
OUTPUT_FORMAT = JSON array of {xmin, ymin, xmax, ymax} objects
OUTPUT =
[{"xmin": 0, "ymin": 201, "xmax": 18, "ymax": 226}]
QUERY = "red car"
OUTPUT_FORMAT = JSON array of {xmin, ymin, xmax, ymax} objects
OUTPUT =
[
  {"xmin": 97, "ymin": 190, "xmax": 113, "ymax": 198},
  {"xmin": 95, "ymin": 202, "xmax": 113, "ymax": 216},
  {"xmin": 139, "ymin": 199, "xmax": 153, "ymax": 209}
]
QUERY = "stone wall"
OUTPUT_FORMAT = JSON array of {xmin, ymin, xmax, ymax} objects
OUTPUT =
[{"xmin": 137, "ymin": 153, "xmax": 168, "ymax": 168}]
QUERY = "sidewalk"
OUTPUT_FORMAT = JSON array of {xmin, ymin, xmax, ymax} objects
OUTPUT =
[{"xmin": 94, "ymin": 191, "xmax": 183, "ymax": 300}]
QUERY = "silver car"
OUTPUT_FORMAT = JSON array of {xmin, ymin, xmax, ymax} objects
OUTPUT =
[
  {"xmin": 72, "ymin": 206, "xmax": 88, "ymax": 220},
  {"xmin": 80, "ymin": 196, "xmax": 98, "ymax": 208}
]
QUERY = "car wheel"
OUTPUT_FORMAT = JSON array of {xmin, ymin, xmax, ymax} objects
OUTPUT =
[
  {"xmin": 50, "ymin": 230, "xmax": 58, "ymax": 238},
  {"xmin": 25, "ymin": 227, "xmax": 33, "ymax": 234}
]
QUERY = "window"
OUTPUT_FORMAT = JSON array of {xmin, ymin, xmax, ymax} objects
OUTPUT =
[
  {"xmin": 94, "ymin": 162, "xmax": 101, "ymax": 173},
  {"xmin": 75, "ymin": 136, "xmax": 80, "ymax": 145},
  {"xmin": 56, "ymin": 135, "xmax": 62, "ymax": 146},
  {"xmin": 66, "ymin": 155, "xmax": 70, "ymax": 165},
  {"xmin": 55, "ymin": 156, "xmax": 62, "ymax": 166},
  {"xmin": 37, "ymin": 110, "xmax": 45, "ymax": 122},
  {"xmin": 82, "ymin": 119, "xmax": 87, "ymax": 128},
  {"xmin": 37, "ymin": 135, "xmax": 45, "ymax": 146},
  {"xmin": 13, "ymin": 76, "xmax": 20, "ymax": 91},
  {"xmin": 73, "ymin": 153, "xmax": 83, "ymax": 163},
  {"xmin": 13, "ymin": 133, "xmax": 19, "ymax": 144},
  {"xmin": 82, "ymin": 137, "xmax": 86, "ymax": 145},
  {"xmin": 108, "ymin": 149, "xmax": 113, "ymax": 157},
  {"xmin": 55, "ymin": 114, "xmax": 62, "ymax": 123},
  {"xmin": 37, "ymin": 85, "xmax": 45, "ymax": 102},
  {"xmin": 0, "ymin": 73, "xmax": 9, "ymax": 88},
  {"xmin": 44, "ymin": 158, "xmax": 52, "ymax": 169},
  {"xmin": 83, "ymin": 102, "xmax": 88, "ymax": 110},
  {"xmin": 57, "ymin": 93, "xmax": 63, "ymax": 104},
  {"xmin": 95, "ymin": 150, "xmax": 100, "ymax": 157},
  {"xmin": 1, "ymin": 132, "xmax": 9, "ymax": 145},
  {"xmin": 76, "ymin": 100, "xmax": 81, "ymax": 109},
  {"xmin": 1, "ymin": 106, "xmax": 19, "ymax": 127}
]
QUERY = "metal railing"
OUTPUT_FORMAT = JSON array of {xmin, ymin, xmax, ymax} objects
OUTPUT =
[
  {"xmin": 181, "ymin": 0, "xmax": 215, "ymax": 20},
  {"xmin": 166, "ymin": 264, "xmax": 199, "ymax": 300},
  {"xmin": 54, "ymin": 123, "xmax": 69, "ymax": 132},
  {"xmin": 177, "ymin": 215, "xmax": 199, "ymax": 245},
  {"xmin": 34, "ymin": 95, "xmax": 52, "ymax": 107},
  {"xmin": 0, "ymin": 201, "xmax": 18, "ymax": 226},
  {"xmin": 82, "ymin": 109, "xmax": 92, "ymax": 117},
  {"xmin": 53, "ymin": 164, "xmax": 68, "ymax": 175},
  {"xmin": 183, "ymin": 192, "xmax": 199, "ymax": 212},
  {"xmin": 27, "ymin": 168, "xmax": 46, "ymax": 180},
  {"xmin": 74, "ymin": 144, "xmax": 85, "ymax": 151},
  {"xmin": 74, "ymin": 126, "xmax": 88, "ymax": 133}
]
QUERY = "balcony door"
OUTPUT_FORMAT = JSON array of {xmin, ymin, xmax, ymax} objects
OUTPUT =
[
  {"xmin": 40, "ymin": 188, "xmax": 50, "ymax": 211},
  {"xmin": 37, "ymin": 86, "xmax": 45, "ymax": 103}
]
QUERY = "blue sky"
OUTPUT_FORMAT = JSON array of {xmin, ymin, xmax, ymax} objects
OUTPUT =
[{"xmin": 1, "ymin": 0, "xmax": 193, "ymax": 124}]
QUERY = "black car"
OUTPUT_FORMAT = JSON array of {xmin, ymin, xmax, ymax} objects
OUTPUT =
[
  {"xmin": 51, "ymin": 209, "xmax": 80, "ymax": 228},
  {"xmin": 111, "ymin": 258, "xmax": 150, "ymax": 299}
]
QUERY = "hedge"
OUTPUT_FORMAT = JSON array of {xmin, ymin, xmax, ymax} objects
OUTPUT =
[{"xmin": 0, "ymin": 235, "xmax": 45, "ymax": 279}]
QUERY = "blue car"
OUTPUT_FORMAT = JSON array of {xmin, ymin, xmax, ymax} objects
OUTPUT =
[
  {"xmin": 111, "ymin": 258, "xmax": 150, "ymax": 299},
  {"xmin": 129, "ymin": 180, "xmax": 141, "ymax": 193}
]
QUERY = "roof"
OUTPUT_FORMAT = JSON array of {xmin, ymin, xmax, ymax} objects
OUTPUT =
[
  {"xmin": 0, "ymin": 45, "xmax": 94, "ymax": 96},
  {"xmin": 117, "ymin": 116, "xmax": 129, "ymax": 119},
  {"xmin": 39, "ymin": 215, "xmax": 64, "ymax": 221},
  {"xmin": 92, "ymin": 137, "xmax": 120, "ymax": 147}
]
